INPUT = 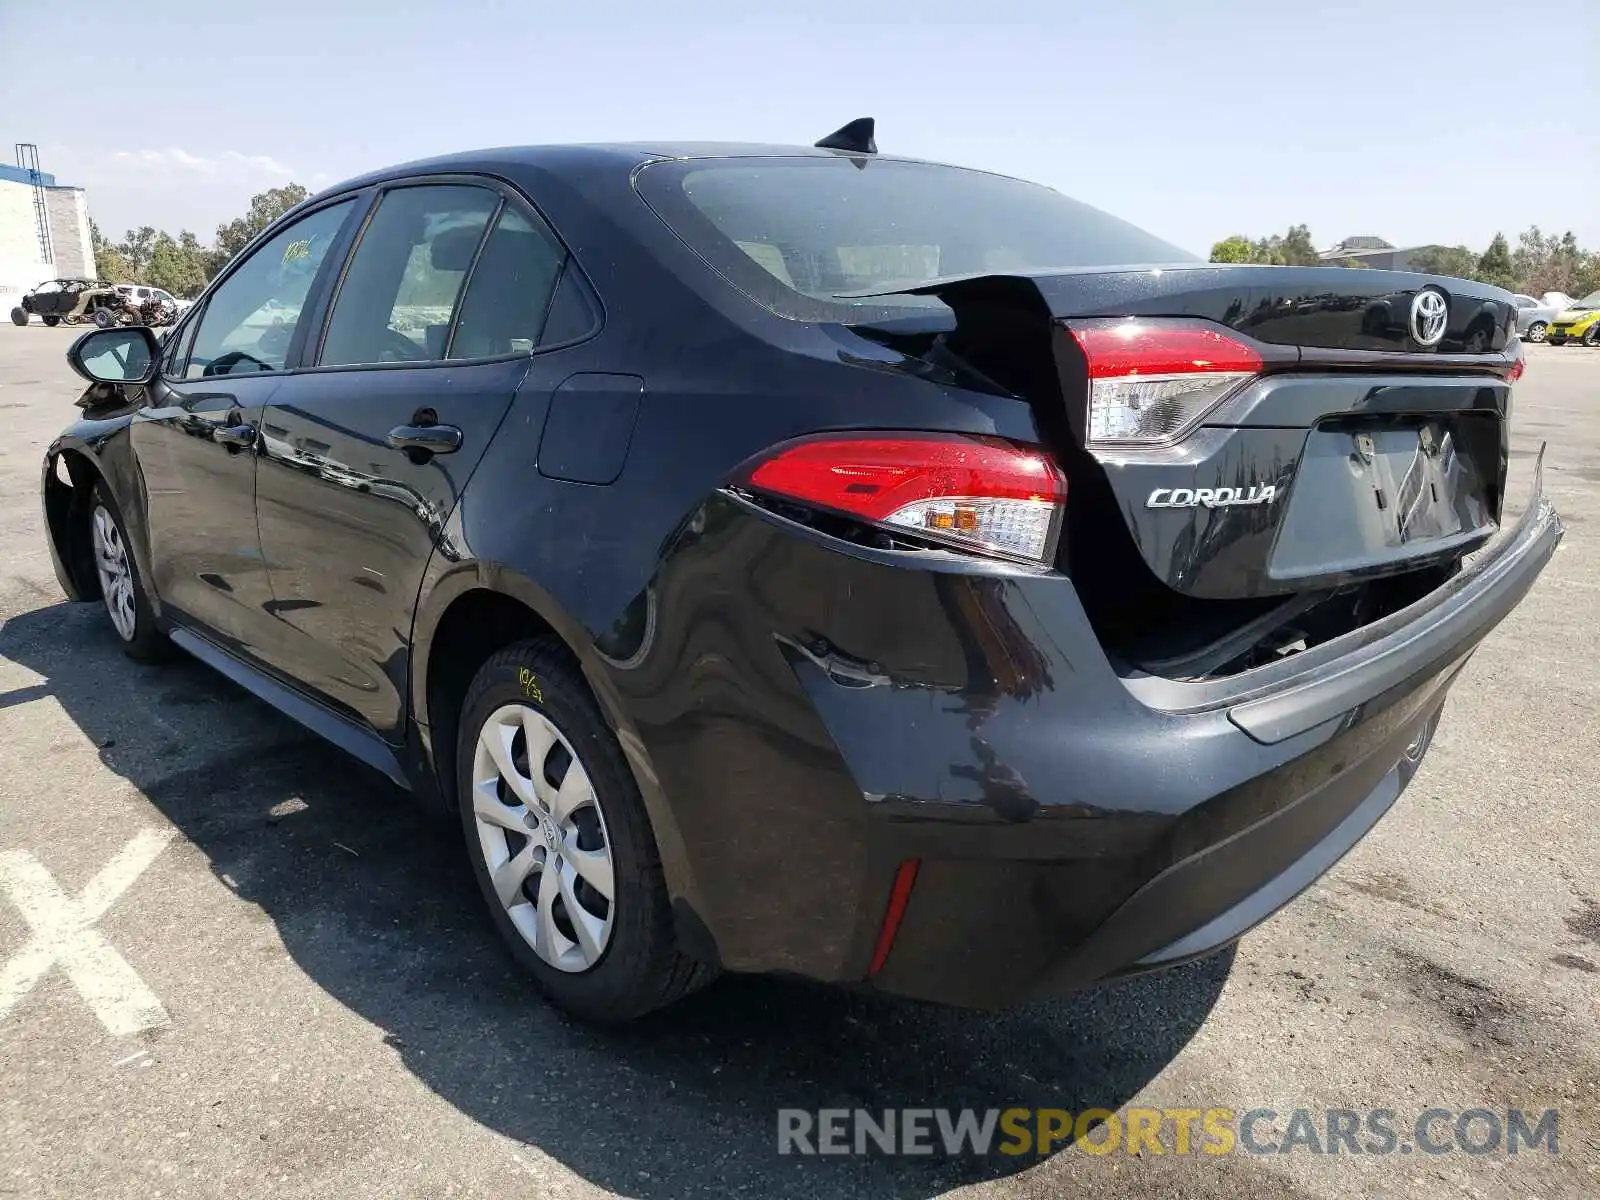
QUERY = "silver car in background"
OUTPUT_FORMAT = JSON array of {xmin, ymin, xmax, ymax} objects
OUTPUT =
[{"xmin": 1512, "ymin": 292, "xmax": 1574, "ymax": 343}]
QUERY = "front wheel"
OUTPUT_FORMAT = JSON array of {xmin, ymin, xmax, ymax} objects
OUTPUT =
[
  {"xmin": 456, "ymin": 640, "xmax": 715, "ymax": 1022},
  {"xmin": 89, "ymin": 483, "xmax": 169, "ymax": 662},
  {"xmin": 1584, "ymin": 326, "xmax": 1600, "ymax": 347},
  {"xmin": 1524, "ymin": 321, "xmax": 1547, "ymax": 343},
  {"xmin": 41, "ymin": 314, "xmax": 61, "ymax": 327},
  {"xmin": 9, "ymin": 307, "xmax": 26, "ymax": 326},
  {"xmin": 91, "ymin": 307, "xmax": 114, "ymax": 329}
]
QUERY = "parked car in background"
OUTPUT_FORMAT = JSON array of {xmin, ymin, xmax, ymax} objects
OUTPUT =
[
  {"xmin": 43, "ymin": 128, "xmax": 1560, "ymax": 1023},
  {"xmin": 10, "ymin": 278, "xmax": 120, "ymax": 327},
  {"xmin": 1511, "ymin": 293, "xmax": 1565, "ymax": 342},
  {"xmin": 1545, "ymin": 290, "xmax": 1600, "ymax": 345}
]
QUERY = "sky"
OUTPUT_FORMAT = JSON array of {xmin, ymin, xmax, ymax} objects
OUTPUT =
[{"xmin": 2, "ymin": 0, "xmax": 1595, "ymax": 256}]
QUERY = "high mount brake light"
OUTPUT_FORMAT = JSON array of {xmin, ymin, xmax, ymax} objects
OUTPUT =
[
  {"xmin": 741, "ymin": 433, "xmax": 1065, "ymax": 564},
  {"xmin": 1067, "ymin": 321, "xmax": 1263, "ymax": 447}
]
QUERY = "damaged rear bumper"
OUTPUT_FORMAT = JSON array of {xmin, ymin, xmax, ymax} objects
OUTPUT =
[{"xmin": 611, "ymin": 458, "xmax": 1560, "ymax": 1009}]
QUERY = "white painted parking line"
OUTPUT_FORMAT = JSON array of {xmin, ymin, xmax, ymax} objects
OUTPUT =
[{"xmin": 0, "ymin": 829, "xmax": 176, "ymax": 1036}]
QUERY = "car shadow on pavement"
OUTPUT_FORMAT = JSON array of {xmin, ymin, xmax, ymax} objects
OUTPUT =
[{"xmin": 1, "ymin": 600, "xmax": 1233, "ymax": 1196}]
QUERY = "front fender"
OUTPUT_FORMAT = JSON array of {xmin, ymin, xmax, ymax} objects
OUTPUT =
[{"xmin": 43, "ymin": 394, "xmax": 148, "ymax": 602}]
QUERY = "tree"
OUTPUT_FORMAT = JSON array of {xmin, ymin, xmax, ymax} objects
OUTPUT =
[
  {"xmin": 212, "ymin": 183, "xmax": 310, "ymax": 268},
  {"xmin": 1573, "ymin": 250, "xmax": 1600, "ymax": 299},
  {"xmin": 93, "ymin": 244, "xmax": 135, "ymax": 283},
  {"xmin": 145, "ymin": 231, "xmax": 210, "ymax": 298},
  {"xmin": 1476, "ymin": 232, "xmax": 1515, "ymax": 290},
  {"xmin": 1407, "ymin": 245, "xmax": 1479, "ymax": 280},
  {"xmin": 89, "ymin": 219, "xmax": 134, "ymax": 282},
  {"xmin": 1277, "ymin": 224, "xmax": 1319, "ymax": 266},
  {"xmin": 1215, "ymin": 225, "xmax": 1324, "ymax": 266},
  {"xmin": 1209, "ymin": 235, "xmax": 1254, "ymax": 263},
  {"xmin": 117, "ymin": 226, "xmax": 159, "ymax": 279},
  {"xmin": 1512, "ymin": 226, "xmax": 1553, "ymax": 292}
]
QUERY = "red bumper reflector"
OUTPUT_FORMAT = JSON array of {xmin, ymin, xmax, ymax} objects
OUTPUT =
[{"xmin": 868, "ymin": 859, "xmax": 921, "ymax": 977}]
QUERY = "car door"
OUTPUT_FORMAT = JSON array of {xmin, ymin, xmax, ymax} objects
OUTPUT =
[
  {"xmin": 128, "ymin": 196, "xmax": 360, "ymax": 659},
  {"xmin": 251, "ymin": 181, "xmax": 572, "ymax": 740}
]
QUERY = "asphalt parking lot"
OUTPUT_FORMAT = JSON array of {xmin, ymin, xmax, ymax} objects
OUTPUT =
[{"xmin": 0, "ymin": 323, "xmax": 1595, "ymax": 1199}]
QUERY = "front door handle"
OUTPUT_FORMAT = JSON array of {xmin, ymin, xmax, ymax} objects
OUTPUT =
[
  {"xmin": 214, "ymin": 423, "xmax": 256, "ymax": 448},
  {"xmin": 387, "ymin": 423, "xmax": 463, "ymax": 457}
]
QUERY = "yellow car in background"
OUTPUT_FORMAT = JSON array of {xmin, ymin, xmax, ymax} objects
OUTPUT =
[{"xmin": 1545, "ymin": 289, "xmax": 1600, "ymax": 345}]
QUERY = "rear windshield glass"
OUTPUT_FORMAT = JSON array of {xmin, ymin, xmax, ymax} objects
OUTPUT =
[{"xmin": 635, "ymin": 156, "xmax": 1196, "ymax": 322}]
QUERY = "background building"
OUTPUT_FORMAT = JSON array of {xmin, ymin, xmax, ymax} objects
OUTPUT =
[
  {"xmin": 1318, "ymin": 235, "xmax": 1440, "ymax": 271},
  {"xmin": 1, "ymin": 155, "xmax": 95, "ymax": 310}
]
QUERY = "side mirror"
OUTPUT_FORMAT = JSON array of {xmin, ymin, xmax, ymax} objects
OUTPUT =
[{"xmin": 66, "ymin": 326, "xmax": 160, "ymax": 386}]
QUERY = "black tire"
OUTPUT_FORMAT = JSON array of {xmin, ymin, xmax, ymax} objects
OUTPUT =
[
  {"xmin": 1548, "ymin": 336, "xmax": 1567, "ymax": 345},
  {"xmin": 91, "ymin": 307, "xmax": 114, "ymax": 329},
  {"xmin": 88, "ymin": 482, "xmax": 171, "ymax": 663},
  {"xmin": 1584, "ymin": 326, "xmax": 1600, "ymax": 347},
  {"xmin": 455, "ymin": 639, "xmax": 715, "ymax": 1022},
  {"xmin": 1525, "ymin": 321, "xmax": 1547, "ymax": 343},
  {"xmin": 9, "ymin": 307, "xmax": 26, "ymax": 326},
  {"xmin": 41, "ymin": 314, "xmax": 60, "ymax": 327}
]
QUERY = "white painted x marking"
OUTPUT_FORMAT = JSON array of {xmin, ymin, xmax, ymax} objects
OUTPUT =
[{"xmin": 0, "ymin": 829, "xmax": 176, "ymax": 1036}]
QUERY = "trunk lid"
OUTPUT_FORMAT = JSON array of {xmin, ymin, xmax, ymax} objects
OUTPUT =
[{"xmin": 858, "ymin": 265, "xmax": 1519, "ymax": 609}]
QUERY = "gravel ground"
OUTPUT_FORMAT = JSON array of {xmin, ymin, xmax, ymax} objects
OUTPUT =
[{"xmin": 0, "ymin": 323, "xmax": 1595, "ymax": 1199}]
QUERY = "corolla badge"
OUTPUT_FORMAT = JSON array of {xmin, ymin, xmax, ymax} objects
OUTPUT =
[
  {"xmin": 1410, "ymin": 289, "xmax": 1449, "ymax": 347},
  {"xmin": 1147, "ymin": 484, "xmax": 1280, "ymax": 509}
]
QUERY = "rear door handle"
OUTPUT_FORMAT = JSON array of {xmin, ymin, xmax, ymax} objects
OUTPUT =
[
  {"xmin": 214, "ymin": 423, "xmax": 256, "ymax": 448},
  {"xmin": 387, "ymin": 423, "xmax": 463, "ymax": 456}
]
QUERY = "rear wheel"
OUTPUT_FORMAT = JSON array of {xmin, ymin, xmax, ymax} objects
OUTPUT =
[
  {"xmin": 41, "ymin": 314, "xmax": 60, "ymax": 327},
  {"xmin": 91, "ymin": 307, "xmax": 114, "ymax": 329},
  {"xmin": 456, "ymin": 640, "xmax": 715, "ymax": 1022},
  {"xmin": 89, "ymin": 483, "xmax": 169, "ymax": 662},
  {"xmin": 9, "ymin": 307, "xmax": 26, "ymax": 326},
  {"xmin": 1525, "ymin": 321, "xmax": 1547, "ymax": 343}
]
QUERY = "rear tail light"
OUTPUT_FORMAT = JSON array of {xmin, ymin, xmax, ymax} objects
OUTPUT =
[
  {"xmin": 1067, "ymin": 321, "xmax": 1262, "ymax": 447},
  {"xmin": 740, "ymin": 432, "xmax": 1066, "ymax": 564}
]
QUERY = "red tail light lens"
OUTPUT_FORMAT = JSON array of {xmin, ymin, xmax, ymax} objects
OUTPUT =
[
  {"xmin": 741, "ymin": 432, "xmax": 1065, "ymax": 563},
  {"xmin": 1067, "ymin": 321, "xmax": 1262, "ymax": 447}
]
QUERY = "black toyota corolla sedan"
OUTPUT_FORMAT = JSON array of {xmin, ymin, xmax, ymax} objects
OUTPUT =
[{"xmin": 44, "ymin": 121, "xmax": 1562, "ymax": 1022}]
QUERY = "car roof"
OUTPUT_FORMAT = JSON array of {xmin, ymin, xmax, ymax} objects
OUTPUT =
[{"xmin": 311, "ymin": 141, "xmax": 1000, "ymax": 200}]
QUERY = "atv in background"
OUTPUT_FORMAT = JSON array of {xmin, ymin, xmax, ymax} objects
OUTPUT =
[
  {"xmin": 111, "ymin": 284, "xmax": 181, "ymax": 328},
  {"xmin": 10, "ymin": 279, "xmax": 182, "ymax": 328},
  {"xmin": 10, "ymin": 278, "xmax": 121, "ymax": 327}
]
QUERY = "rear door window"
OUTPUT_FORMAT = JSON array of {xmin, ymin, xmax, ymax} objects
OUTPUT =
[
  {"xmin": 319, "ymin": 184, "xmax": 498, "ymax": 366},
  {"xmin": 448, "ymin": 206, "xmax": 567, "ymax": 359}
]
